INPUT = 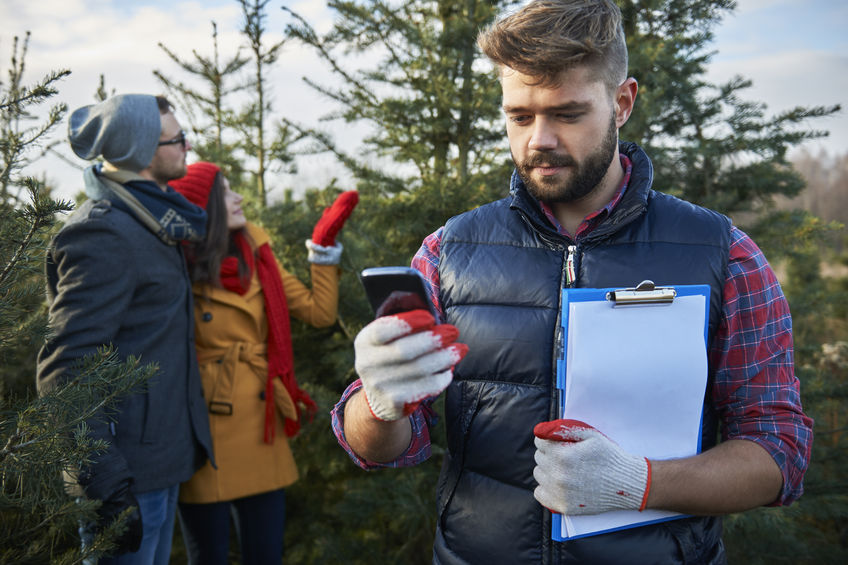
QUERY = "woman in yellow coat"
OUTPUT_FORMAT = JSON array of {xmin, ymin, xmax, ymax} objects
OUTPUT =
[{"xmin": 170, "ymin": 162, "xmax": 357, "ymax": 564}]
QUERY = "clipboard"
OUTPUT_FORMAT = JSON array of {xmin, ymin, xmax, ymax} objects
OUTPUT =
[{"xmin": 552, "ymin": 281, "xmax": 710, "ymax": 541}]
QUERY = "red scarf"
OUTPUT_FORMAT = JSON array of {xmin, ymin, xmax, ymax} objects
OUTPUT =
[{"xmin": 220, "ymin": 232, "xmax": 317, "ymax": 442}]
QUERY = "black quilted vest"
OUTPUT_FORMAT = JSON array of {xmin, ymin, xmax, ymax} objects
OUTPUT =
[{"xmin": 433, "ymin": 142, "xmax": 731, "ymax": 565}]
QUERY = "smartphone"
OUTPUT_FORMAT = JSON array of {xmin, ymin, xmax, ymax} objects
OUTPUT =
[{"xmin": 360, "ymin": 266, "xmax": 437, "ymax": 319}]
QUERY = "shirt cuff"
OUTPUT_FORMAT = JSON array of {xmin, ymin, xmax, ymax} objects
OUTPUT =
[{"xmin": 331, "ymin": 379, "xmax": 433, "ymax": 470}]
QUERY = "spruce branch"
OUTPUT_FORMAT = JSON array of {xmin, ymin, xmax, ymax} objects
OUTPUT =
[{"xmin": 0, "ymin": 179, "xmax": 72, "ymax": 286}]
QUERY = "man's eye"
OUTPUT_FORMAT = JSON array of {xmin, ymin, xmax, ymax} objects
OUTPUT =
[
  {"xmin": 509, "ymin": 115, "xmax": 531, "ymax": 124},
  {"xmin": 557, "ymin": 113, "xmax": 580, "ymax": 121}
]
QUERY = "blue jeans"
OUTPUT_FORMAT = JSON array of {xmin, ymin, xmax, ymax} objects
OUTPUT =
[
  {"xmin": 81, "ymin": 484, "xmax": 179, "ymax": 565},
  {"xmin": 178, "ymin": 489, "xmax": 286, "ymax": 565}
]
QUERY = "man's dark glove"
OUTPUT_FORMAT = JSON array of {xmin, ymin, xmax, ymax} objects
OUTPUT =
[{"xmin": 97, "ymin": 482, "xmax": 143, "ymax": 554}]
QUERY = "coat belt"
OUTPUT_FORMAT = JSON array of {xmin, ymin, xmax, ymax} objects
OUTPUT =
[{"xmin": 197, "ymin": 342, "xmax": 268, "ymax": 415}]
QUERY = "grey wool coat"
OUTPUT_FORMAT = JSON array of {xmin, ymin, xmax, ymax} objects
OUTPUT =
[{"xmin": 37, "ymin": 197, "xmax": 213, "ymax": 501}]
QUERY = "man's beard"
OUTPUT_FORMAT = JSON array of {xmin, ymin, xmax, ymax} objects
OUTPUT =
[
  {"xmin": 154, "ymin": 161, "xmax": 188, "ymax": 187},
  {"xmin": 514, "ymin": 113, "xmax": 619, "ymax": 205}
]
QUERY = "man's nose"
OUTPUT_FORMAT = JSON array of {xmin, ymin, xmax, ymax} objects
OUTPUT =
[{"xmin": 528, "ymin": 118, "xmax": 557, "ymax": 151}]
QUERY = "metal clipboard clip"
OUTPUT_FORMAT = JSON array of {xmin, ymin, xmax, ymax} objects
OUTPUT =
[{"xmin": 606, "ymin": 280, "xmax": 677, "ymax": 305}]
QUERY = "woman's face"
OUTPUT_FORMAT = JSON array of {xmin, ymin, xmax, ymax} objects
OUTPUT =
[{"xmin": 223, "ymin": 177, "xmax": 246, "ymax": 231}]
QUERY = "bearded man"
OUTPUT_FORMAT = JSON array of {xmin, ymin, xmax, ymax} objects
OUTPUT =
[{"xmin": 331, "ymin": 1, "xmax": 812, "ymax": 563}]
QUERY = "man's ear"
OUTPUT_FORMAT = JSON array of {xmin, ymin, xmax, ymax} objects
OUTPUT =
[{"xmin": 614, "ymin": 78, "xmax": 638, "ymax": 128}]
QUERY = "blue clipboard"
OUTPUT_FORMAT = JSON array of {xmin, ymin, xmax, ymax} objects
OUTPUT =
[{"xmin": 552, "ymin": 281, "xmax": 710, "ymax": 542}]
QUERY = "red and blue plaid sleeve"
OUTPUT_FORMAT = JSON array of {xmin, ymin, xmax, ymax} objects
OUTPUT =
[
  {"xmin": 709, "ymin": 227, "xmax": 814, "ymax": 506},
  {"xmin": 330, "ymin": 378, "xmax": 437, "ymax": 470},
  {"xmin": 411, "ymin": 227, "xmax": 445, "ymax": 320},
  {"xmin": 330, "ymin": 228, "xmax": 446, "ymax": 469}
]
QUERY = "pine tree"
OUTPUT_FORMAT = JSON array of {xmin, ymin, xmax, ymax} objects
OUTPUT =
[
  {"xmin": 155, "ymin": 1, "xmax": 298, "ymax": 212},
  {"xmin": 619, "ymin": 0, "xmax": 839, "ymax": 215},
  {"xmin": 154, "ymin": 21, "xmax": 250, "ymax": 177},
  {"xmin": 0, "ymin": 32, "xmax": 69, "ymax": 207},
  {"xmin": 238, "ymin": 0, "xmax": 295, "ymax": 208},
  {"xmin": 281, "ymin": 0, "xmax": 516, "ymax": 267},
  {"xmin": 0, "ymin": 31, "xmax": 70, "ymax": 400}
]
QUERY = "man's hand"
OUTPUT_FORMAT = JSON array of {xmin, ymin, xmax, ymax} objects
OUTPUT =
[
  {"xmin": 354, "ymin": 309, "xmax": 467, "ymax": 421},
  {"xmin": 97, "ymin": 482, "xmax": 143, "ymax": 554},
  {"xmin": 533, "ymin": 419, "xmax": 651, "ymax": 515}
]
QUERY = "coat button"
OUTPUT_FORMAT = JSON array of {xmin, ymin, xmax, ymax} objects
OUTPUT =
[
  {"xmin": 202, "ymin": 312, "xmax": 213, "ymax": 322},
  {"xmin": 259, "ymin": 391, "xmax": 266, "ymax": 400}
]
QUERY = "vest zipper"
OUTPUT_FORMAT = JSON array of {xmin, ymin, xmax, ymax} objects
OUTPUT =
[{"xmin": 565, "ymin": 245, "xmax": 577, "ymax": 286}]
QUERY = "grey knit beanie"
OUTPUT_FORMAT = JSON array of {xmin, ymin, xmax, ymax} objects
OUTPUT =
[{"xmin": 68, "ymin": 94, "xmax": 161, "ymax": 172}]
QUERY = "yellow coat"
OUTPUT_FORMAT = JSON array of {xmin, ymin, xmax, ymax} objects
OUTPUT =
[{"xmin": 179, "ymin": 223, "xmax": 339, "ymax": 503}]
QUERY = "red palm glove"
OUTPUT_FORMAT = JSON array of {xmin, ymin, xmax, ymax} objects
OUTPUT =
[
  {"xmin": 533, "ymin": 419, "xmax": 651, "ymax": 515},
  {"xmin": 311, "ymin": 190, "xmax": 359, "ymax": 246},
  {"xmin": 354, "ymin": 309, "xmax": 468, "ymax": 421}
]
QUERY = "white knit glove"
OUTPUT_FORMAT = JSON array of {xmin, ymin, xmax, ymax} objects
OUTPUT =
[
  {"xmin": 354, "ymin": 309, "xmax": 467, "ymax": 421},
  {"xmin": 306, "ymin": 239, "xmax": 343, "ymax": 265},
  {"xmin": 533, "ymin": 419, "xmax": 651, "ymax": 516}
]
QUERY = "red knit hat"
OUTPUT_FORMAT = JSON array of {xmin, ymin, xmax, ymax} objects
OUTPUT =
[{"xmin": 170, "ymin": 161, "xmax": 221, "ymax": 210}]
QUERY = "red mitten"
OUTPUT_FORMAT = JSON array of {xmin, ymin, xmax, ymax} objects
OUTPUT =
[{"xmin": 311, "ymin": 190, "xmax": 359, "ymax": 246}]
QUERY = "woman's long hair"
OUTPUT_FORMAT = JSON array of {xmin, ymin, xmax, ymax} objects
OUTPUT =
[{"xmin": 185, "ymin": 171, "xmax": 250, "ymax": 286}]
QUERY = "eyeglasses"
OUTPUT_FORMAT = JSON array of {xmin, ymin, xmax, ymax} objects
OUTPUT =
[{"xmin": 158, "ymin": 130, "xmax": 187, "ymax": 149}]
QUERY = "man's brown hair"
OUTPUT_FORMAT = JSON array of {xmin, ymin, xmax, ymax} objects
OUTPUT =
[
  {"xmin": 155, "ymin": 95, "xmax": 174, "ymax": 115},
  {"xmin": 477, "ymin": 0, "xmax": 628, "ymax": 91}
]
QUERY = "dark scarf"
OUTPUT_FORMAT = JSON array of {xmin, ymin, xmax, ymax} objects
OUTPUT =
[
  {"xmin": 221, "ymin": 231, "xmax": 317, "ymax": 442},
  {"xmin": 92, "ymin": 165, "xmax": 207, "ymax": 245}
]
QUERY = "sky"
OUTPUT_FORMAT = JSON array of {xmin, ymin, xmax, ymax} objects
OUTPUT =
[{"xmin": 2, "ymin": 0, "xmax": 846, "ymax": 203}]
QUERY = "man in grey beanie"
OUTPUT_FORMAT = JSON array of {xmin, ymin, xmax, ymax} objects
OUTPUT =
[{"xmin": 37, "ymin": 94, "xmax": 214, "ymax": 564}]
